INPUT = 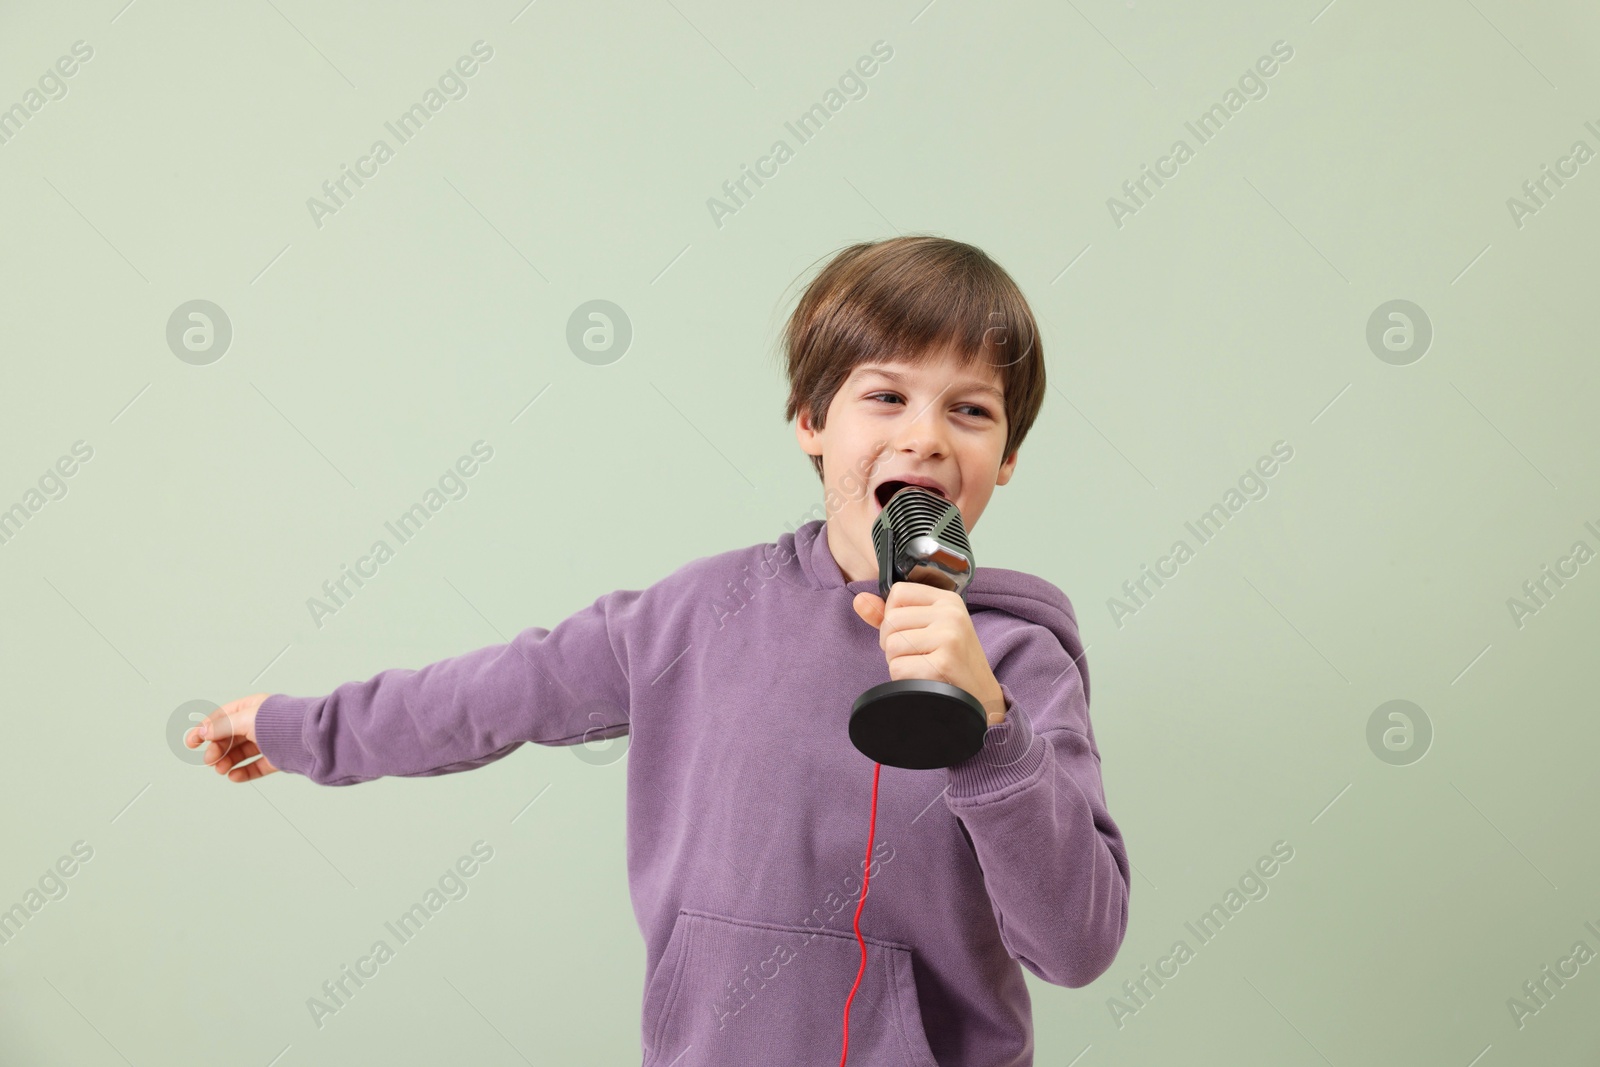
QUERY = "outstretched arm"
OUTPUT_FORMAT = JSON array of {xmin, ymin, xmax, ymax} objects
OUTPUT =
[{"xmin": 197, "ymin": 587, "xmax": 640, "ymax": 787}]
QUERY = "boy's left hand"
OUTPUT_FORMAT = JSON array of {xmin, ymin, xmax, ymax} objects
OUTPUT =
[{"xmin": 853, "ymin": 583, "xmax": 1008, "ymax": 725}]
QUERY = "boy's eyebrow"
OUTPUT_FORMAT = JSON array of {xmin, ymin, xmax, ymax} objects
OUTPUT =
[{"xmin": 853, "ymin": 365, "xmax": 1004, "ymax": 402}]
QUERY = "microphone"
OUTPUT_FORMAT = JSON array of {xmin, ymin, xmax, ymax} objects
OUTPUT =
[{"xmin": 848, "ymin": 485, "xmax": 989, "ymax": 769}]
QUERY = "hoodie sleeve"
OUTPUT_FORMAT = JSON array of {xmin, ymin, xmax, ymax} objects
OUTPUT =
[
  {"xmin": 942, "ymin": 619, "xmax": 1130, "ymax": 988},
  {"xmin": 252, "ymin": 587, "xmax": 639, "ymax": 787}
]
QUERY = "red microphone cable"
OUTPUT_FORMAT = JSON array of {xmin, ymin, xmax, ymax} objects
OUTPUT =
[{"xmin": 838, "ymin": 759, "xmax": 882, "ymax": 1067}]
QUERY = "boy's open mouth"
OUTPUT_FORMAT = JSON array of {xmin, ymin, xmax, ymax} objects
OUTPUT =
[{"xmin": 872, "ymin": 480, "xmax": 949, "ymax": 513}]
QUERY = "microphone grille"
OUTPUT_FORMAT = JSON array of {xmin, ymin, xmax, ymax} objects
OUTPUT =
[
  {"xmin": 883, "ymin": 488, "xmax": 971, "ymax": 553},
  {"xmin": 872, "ymin": 486, "xmax": 974, "ymax": 597}
]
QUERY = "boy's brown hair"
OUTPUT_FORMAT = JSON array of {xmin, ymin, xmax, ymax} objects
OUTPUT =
[{"xmin": 778, "ymin": 234, "xmax": 1047, "ymax": 483}]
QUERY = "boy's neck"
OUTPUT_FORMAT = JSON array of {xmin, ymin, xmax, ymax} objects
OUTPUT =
[{"xmin": 825, "ymin": 520, "xmax": 876, "ymax": 584}]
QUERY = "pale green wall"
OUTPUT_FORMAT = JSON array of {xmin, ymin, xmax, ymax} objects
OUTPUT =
[{"xmin": 1, "ymin": 0, "xmax": 1596, "ymax": 1063}]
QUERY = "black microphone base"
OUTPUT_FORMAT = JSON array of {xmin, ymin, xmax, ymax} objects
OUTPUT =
[{"xmin": 849, "ymin": 679, "xmax": 988, "ymax": 770}]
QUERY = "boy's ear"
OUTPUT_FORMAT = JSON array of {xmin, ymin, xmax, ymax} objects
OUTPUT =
[
  {"xmin": 795, "ymin": 410, "xmax": 823, "ymax": 457},
  {"xmin": 997, "ymin": 449, "xmax": 1018, "ymax": 486}
]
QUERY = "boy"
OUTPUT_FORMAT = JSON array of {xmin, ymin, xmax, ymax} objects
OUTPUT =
[{"xmin": 187, "ymin": 235, "xmax": 1130, "ymax": 1066}]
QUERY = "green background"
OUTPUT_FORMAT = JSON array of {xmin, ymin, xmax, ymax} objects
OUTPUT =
[{"xmin": 1, "ymin": 0, "xmax": 1596, "ymax": 1063}]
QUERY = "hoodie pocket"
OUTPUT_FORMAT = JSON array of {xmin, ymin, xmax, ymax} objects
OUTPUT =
[
  {"xmin": 641, "ymin": 909, "xmax": 695, "ymax": 1059},
  {"xmin": 641, "ymin": 907, "xmax": 939, "ymax": 1067}
]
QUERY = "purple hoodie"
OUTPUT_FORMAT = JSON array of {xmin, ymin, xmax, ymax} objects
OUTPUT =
[{"xmin": 254, "ymin": 517, "xmax": 1130, "ymax": 1066}]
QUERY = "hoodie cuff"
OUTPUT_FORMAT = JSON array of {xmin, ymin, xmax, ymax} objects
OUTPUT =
[
  {"xmin": 253, "ymin": 693, "xmax": 319, "ymax": 778},
  {"xmin": 946, "ymin": 682, "xmax": 1047, "ymax": 800}
]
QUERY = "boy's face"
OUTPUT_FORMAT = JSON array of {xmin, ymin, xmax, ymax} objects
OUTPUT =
[{"xmin": 795, "ymin": 346, "xmax": 1018, "ymax": 584}]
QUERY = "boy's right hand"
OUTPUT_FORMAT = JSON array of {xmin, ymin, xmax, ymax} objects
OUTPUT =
[{"xmin": 184, "ymin": 693, "xmax": 277, "ymax": 782}]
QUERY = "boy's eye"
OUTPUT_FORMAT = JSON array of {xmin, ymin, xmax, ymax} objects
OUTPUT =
[{"xmin": 867, "ymin": 392, "xmax": 990, "ymax": 419}]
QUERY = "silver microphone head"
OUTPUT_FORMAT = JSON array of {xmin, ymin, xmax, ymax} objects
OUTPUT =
[{"xmin": 871, "ymin": 484, "xmax": 975, "ymax": 599}]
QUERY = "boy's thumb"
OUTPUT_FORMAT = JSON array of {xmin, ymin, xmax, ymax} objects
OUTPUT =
[
  {"xmin": 200, "ymin": 698, "xmax": 252, "ymax": 742},
  {"xmin": 852, "ymin": 592, "xmax": 885, "ymax": 628}
]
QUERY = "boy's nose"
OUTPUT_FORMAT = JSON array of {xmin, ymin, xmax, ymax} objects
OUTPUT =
[{"xmin": 892, "ymin": 425, "xmax": 948, "ymax": 461}]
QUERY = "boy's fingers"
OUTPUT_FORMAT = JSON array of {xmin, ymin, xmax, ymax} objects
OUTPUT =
[
  {"xmin": 180, "ymin": 695, "xmax": 271, "ymax": 781},
  {"xmin": 190, "ymin": 729, "xmax": 234, "ymax": 762},
  {"xmin": 852, "ymin": 592, "xmax": 886, "ymax": 628},
  {"xmin": 184, "ymin": 721, "xmax": 216, "ymax": 748},
  {"xmin": 208, "ymin": 738, "xmax": 261, "ymax": 769},
  {"xmin": 881, "ymin": 605, "xmax": 937, "ymax": 633},
  {"xmin": 196, "ymin": 699, "xmax": 254, "ymax": 743},
  {"xmin": 226, "ymin": 755, "xmax": 277, "ymax": 782},
  {"xmin": 219, "ymin": 753, "xmax": 254, "ymax": 776},
  {"xmin": 884, "ymin": 580, "xmax": 941, "ymax": 607},
  {"xmin": 186, "ymin": 724, "xmax": 225, "ymax": 749}
]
